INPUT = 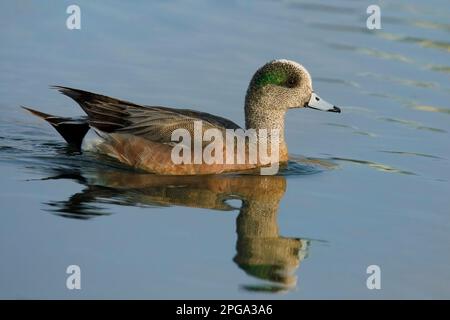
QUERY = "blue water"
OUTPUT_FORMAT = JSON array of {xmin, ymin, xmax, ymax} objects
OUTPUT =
[{"xmin": 0, "ymin": 0, "xmax": 449, "ymax": 299}]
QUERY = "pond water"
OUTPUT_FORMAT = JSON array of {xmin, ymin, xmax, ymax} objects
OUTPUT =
[{"xmin": 0, "ymin": 0, "xmax": 449, "ymax": 299}]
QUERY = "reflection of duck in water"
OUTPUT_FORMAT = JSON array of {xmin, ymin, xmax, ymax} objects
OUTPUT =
[
  {"xmin": 232, "ymin": 178, "xmax": 308, "ymax": 292},
  {"xmin": 42, "ymin": 167, "xmax": 309, "ymax": 292}
]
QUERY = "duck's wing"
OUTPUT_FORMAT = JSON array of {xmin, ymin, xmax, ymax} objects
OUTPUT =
[{"xmin": 54, "ymin": 86, "xmax": 242, "ymax": 145}]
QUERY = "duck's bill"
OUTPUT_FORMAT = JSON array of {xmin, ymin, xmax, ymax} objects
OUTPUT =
[{"xmin": 306, "ymin": 92, "xmax": 341, "ymax": 113}]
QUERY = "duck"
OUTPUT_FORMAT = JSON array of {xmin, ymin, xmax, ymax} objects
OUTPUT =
[{"xmin": 23, "ymin": 59, "xmax": 341, "ymax": 175}]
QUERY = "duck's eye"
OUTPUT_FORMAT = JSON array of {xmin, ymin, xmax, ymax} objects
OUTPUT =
[
  {"xmin": 286, "ymin": 77, "xmax": 298, "ymax": 88},
  {"xmin": 315, "ymin": 96, "xmax": 320, "ymax": 101}
]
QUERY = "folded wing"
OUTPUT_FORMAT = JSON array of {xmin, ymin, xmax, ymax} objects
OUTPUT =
[{"xmin": 54, "ymin": 86, "xmax": 242, "ymax": 145}]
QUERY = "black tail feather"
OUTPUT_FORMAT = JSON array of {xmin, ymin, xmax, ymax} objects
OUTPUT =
[{"xmin": 22, "ymin": 106, "xmax": 90, "ymax": 149}]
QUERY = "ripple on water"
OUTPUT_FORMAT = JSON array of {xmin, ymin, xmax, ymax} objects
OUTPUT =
[
  {"xmin": 281, "ymin": 161, "xmax": 322, "ymax": 176},
  {"xmin": 379, "ymin": 117, "xmax": 447, "ymax": 133},
  {"xmin": 287, "ymin": 2, "xmax": 358, "ymax": 15},
  {"xmin": 358, "ymin": 72, "xmax": 438, "ymax": 89},
  {"xmin": 328, "ymin": 43, "xmax": 414, "ymax": 64},
  {"xmin": 378, "ymin": 32, "xmax": 450, "ymax": 53},
  {"xmin": 412, "ymin": 20, "xmax": 450, "ymax": 32},
  {"xmin": 379, "ymin": 11, "xmax": 450, "ymax": 32},
  {"xmin": 425, "ymin": 64, "xmax": 450, "ymax": 74},
  {"xmin": 315, "ymin": 77, "xmax": 360, "ymax": 88},
  {"xmin": 379, "ymin": 150, "xmax": 444, "ymax": 160},
  {"xmin": 324, "ymin": 122, "xmax": 377, "ymax": 138},
  {"xmin": 412, "ymin": 105, "xmax": 450, "ymax": 115},
  {"xmin": 281, "ymin": 155, "xmax": 338, "ymax": 177},
  {"xmin": 308, "ymin": 22, "xmax": 369, "ymax": 34},
  {"xmin": 329, "ymin": 157, "xmax": 416, "ymax": 175},
  {"xmin": 45, "ymin": 201, "xmax": 111, "ymax": 220}
]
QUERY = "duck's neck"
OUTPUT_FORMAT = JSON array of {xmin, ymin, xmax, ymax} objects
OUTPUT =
[{"xmin": 244, "ymin": 99, "xmax": 288, "ymax": 162}]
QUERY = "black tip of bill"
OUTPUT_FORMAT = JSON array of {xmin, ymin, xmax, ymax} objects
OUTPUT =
[{"xmin": 328, "ymin": 106, "xmax": 341, "ymax": 113}]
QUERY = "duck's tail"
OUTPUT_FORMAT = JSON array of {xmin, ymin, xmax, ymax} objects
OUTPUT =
[{"xmin": 21, "ymin": 106, "xmax": 90, "ymax": 150}]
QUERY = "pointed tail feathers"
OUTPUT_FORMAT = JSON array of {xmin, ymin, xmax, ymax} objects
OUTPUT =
[{"xmin": 22, "ymin": 106, "xmax": 90, "ymax": 149}]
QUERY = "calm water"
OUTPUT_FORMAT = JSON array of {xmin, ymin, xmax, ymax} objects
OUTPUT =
[{"xmin": 1, "ymin": 0, "xmax": 449, "ymax": 299}]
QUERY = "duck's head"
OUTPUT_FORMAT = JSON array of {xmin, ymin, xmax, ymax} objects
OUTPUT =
[{"xmin": 245, "ymin": 59, "xmax": 340, "ymax": 127}]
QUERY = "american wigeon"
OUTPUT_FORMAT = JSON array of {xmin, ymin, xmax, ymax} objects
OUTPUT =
[{"xmin": 23, "ymin": 59, "xmax": 341, "ymax": 175}]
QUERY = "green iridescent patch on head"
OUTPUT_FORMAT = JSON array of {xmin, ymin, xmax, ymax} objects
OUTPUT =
[{"xmin": 255, "ymin": 69, "xmax": 288, "ymax": 88}]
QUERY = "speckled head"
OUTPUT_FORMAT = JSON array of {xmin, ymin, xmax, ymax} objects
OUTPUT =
[
  {"xmin": 245, "ymin": 59, "xmax": 340, "ymax": 130},
  {"xmin": 253, "ymin": 60, "xmax": 312, "ymax": 93}
]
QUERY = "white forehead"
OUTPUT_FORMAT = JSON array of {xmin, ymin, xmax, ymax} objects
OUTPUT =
[
  {"xmin": 274, "ymin": 59, "xmax": 303, "ymax": 68},
  {"xmin": 273, "ymin": 59, "xmax": 312, "ymax": 86}
]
